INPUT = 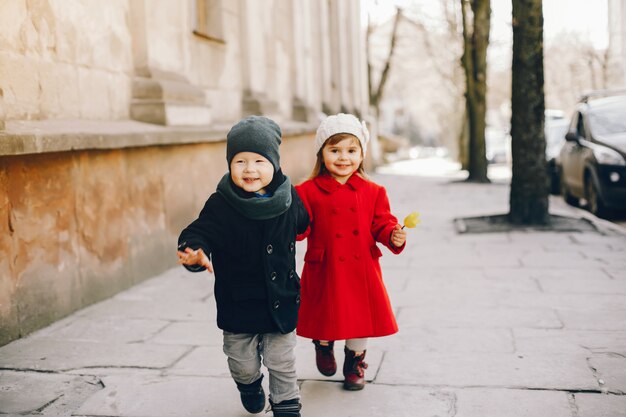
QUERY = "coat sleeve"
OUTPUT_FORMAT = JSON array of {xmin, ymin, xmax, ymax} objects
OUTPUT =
[
  {"xmin": 371, "ymin": 186, "xmax": 405, "ymax": 254},
  {"xmin": 291, "ymin": 186, "xmax": 310, "ymax": 235},
  {"xmin": 295, "ymin": 183, "xmax": 312, "ymax": 241},
  {"xmin": 177, "ymin": 193, "xmax": 222, "ymax": 272}
]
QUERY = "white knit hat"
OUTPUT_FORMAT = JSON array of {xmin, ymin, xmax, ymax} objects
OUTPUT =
[{"xmin": 315, "ymin": 113, "xmax": 370, "ymax": 156}]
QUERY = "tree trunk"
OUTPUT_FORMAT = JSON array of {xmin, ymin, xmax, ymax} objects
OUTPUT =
[
  {"xmin": 509, "ymin": 0, "xmax": 549, "ymax": 224},
  {"xmin": 461, "ymin": 0, "xmax": 490, "ymax": 182},
  {"xmin": 368, "ymin": 8, "xmax": 402, "ymax": 117}
]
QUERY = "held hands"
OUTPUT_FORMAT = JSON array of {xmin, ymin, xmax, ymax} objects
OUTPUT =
[
  {"xmin": 390, "ymin": 224, "xmax": 407, "ymax": 248},
  {"xmin": 177, "ymin": 247, "xmax": 214, "ymax": 273}
]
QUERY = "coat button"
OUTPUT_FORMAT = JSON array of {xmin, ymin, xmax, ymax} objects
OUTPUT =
[
  {"xmin": 353, "ymin": 230, "xmax": 359, "ymax": 236},
  {"xmin": 289, "ymin": 242, "xmax": 295, "ymax": 252},
  {"xmin": 350, "ymin": 207, "xmax": 357, "ymax": 212},
  {"xmin": 336, "ymin": 233, "xmax": 343, "ymax": 238},
  {"xmin": 339, "ymin": 256, "xmax": 345, "ymax": 262},
  {"xmin": 354, "ymin": 254, "xmax": 360, "ymax": 260},
  {"xmin": 271, "ymin": 272, "xmax": 277, "ymax": 281},
  {"xmin": 289, "ymin": 270, "xmax": 295, "ymax": 279},
  {"xmin": 332, "ymin": 208, "xmax": 339, "ymax": 214},
  {"xmin": 273, "ymin": 300, "xmax": 280, "ymax": 309},
  {"xmin": 266, "ymin": 244, "xmax": 273, "ymax": 254}
]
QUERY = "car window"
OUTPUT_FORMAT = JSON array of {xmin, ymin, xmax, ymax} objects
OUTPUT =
[
  {"xmin": 576, "ymin": 113, "xmax": 587, "ymax": 139},
  {"xmin": 588, "ymin": 100, "xmax": 626, "ymax": 136}
]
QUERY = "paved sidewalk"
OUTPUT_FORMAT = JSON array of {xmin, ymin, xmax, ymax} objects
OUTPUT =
[{"xmin": 1, "ymin": 160, "xmax": 626, "ymax": 417}]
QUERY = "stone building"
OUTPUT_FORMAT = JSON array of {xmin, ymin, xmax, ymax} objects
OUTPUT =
[
  {"xmin": 609, "ymin": 0, "xmax": 626, "ymax": 85},
  {"xmin": 0, "ymin": 0, "xmax": 368, "ymax": 345}
]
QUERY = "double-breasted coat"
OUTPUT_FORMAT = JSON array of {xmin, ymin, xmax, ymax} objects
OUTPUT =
[
  {"xmin": 178, "ymin": 187, "xmax": 309, "ymax": 334},
  {"xmin": 295, "ymin": 173, "xmax": 404, "ymax": 341}
]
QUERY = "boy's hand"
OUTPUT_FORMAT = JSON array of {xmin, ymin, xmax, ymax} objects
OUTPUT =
[
  {"xmin": 390, "ymin": 224, "xmax": 406, "ymax": 247},
  {"xmin": 177, "ymin": 247, "xmax": 213, "ymax": 273}
]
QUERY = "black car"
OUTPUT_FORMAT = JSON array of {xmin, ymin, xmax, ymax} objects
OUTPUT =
[
  {"xmin": 545, "ymin": 110, "xmax": 569, "ymax": 194},
  {"xmin": 558, "ymin": 91, "xmax": 626, "ymax": 218}
]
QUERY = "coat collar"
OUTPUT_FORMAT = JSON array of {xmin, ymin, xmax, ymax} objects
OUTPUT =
[{"xmin": 313, "ymin": 173, "xmax": 366, "ymax": 194}]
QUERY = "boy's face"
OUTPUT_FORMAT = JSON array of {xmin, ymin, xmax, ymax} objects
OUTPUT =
[
  {"xmin": 230, "ymin": 152, "xmax": 274, "ymax": 195},
  {"xmin": 322, "ymin": 136, "xmax": 363, "ymax": 183}
]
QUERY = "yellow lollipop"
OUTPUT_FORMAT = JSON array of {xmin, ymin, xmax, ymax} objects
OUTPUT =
[{"xmin": 402, "ymin": 212, "xmax": 420, "ymax": 229}]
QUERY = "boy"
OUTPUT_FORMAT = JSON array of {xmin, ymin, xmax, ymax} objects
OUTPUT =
[{"xmin": 177, "ymin": 116, "xmax": 309, "ymax": 417}]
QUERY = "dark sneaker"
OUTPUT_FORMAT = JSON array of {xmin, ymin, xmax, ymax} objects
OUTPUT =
[
  {"xmin": 313, "ymin": 340, "xmax": 336, "ymax": 376},
  {"xmin": 269, "ymin": 398, "xmax": 302, "ymax": 417},
  {"xmin": 235, "ymin": 375, "xmax": 265, "ymax": 414},
  {"xmin": 343, "ymin": 347, "xmax": 368, "ymax": 390}
]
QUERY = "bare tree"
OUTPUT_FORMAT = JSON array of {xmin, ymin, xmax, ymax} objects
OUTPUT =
[
  {"xmin": 461, "ymin": 0, "xmax": 490, "ymax": 182},
  {"xmin": 368, "ymin": 8, "xmax": 403, "ymax": 119},
  {"xmin": 509, "ymin": 0, "xmax": 548, "ymax": 224}
]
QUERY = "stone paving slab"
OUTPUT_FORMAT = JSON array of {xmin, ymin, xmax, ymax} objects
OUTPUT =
[
  {"xmin": 29, "ymin": 316, "xmax": 170, "ymax": 344},
  {"xmin": 74, "ymin": 375, "xmax": 249, "ymax": 417},
  {"xmin": 575, "ymin": 393, "xmax": 626, "ymax": 417},
  {"xmin": 166, "ymin": 346, "xmax": 231, "ymax": 377},
  {"xmin": 376, "ymin": 351, "xmax": 599, "ymax": 390},
  {"xmin": 534, "ymin": 276, "xmax": 626, "ymax": 295},
  {"xmin": 513, "ymin": 329, "xmax": 626, "ymax": 355},
  {"xmin": 454, "ymin": 388, "xmax": 572, "ymax": 417},
  {"xmin": 495, "ymin": 293, "xmax": 626, "ymax": 311},
  {"xmin": 77, "ymin": 298, "xmax": 214, "ymax": 322},
  {"xmin": 0, "ymin": 371, "xmax": 100, "ymax": 414},
  {"xmin": 558, "ymin": 309, "xmax": 626, "ymax": 331},
  {"xmin": 589, "ymin": 356, "xmax": 626, "ymax": 393},
  {"xmin": 146, "ymin": 321, "xmax": 223, "ymax": 346},
  {"xmin": 0, "ymin": 339, "xmax": 190, "ymax": 372},
  {"xmin": 378, "ymin": 326, "xmax": 515, "ymax": 353},
  {"xmin": 300, "ymin": 380, "xmax": 453, "ymax": 417},
  {"xmin": 397, "ymin": 306, "xmax": 563, "ymax": 329}
]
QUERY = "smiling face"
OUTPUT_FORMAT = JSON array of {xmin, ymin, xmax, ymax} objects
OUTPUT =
[
  {"xmin": 321, "ymin": 135, "xmax": 364, "ymax": 183},
  {"xmin": 229, "ymin": 152, "xmax": 274, "ymax": 194}
]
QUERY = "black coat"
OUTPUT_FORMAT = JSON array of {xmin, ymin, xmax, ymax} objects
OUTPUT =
[{"xmin": 178, "ymin": 186, "xmax": 310, "ymax": 334}]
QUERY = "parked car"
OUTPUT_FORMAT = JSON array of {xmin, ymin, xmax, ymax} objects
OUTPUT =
[
  {"xmin": 545, "ymin": 110, "xmax": 570, "ymax": 194},
  {"xmin": 485, "ymin": 127, "xmax": 511, "ymax": 164},
  {"xmin": 558, "ymin": 90, "xmax": 626, "ymax": 217}
]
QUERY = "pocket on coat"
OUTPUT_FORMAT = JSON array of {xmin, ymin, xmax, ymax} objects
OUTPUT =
[
  {"xmin": 304, "ymin": 247, "xmax": 325, "ymax": 263},
  {"xmin": 370, "ymin": 244, "xmax": 383, "ymax": 259}
]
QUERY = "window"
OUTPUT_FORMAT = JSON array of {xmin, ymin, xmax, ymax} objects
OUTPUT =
[{"xmin": 192, "ymin": 0, "xmax": 225, "ymax": 43}]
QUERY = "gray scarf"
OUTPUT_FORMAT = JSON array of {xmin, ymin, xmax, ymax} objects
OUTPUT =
[{"xmin": 216, "ymin": 173, "xmax": 292, "ymax": 220}]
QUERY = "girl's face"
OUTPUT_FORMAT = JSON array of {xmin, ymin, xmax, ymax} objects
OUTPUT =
[
  {"xmin": 230, "ymin": 152, "xmax": 274, "ymax": 194},
  {"xmin": 321, "ymin": 136, "xmax": 363, "ymax": 183}
]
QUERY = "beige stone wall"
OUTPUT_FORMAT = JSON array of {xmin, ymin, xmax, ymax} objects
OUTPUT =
[
  {"xmin": 0, "ymin": 133, "xmax": 314, "ymax": 345},
  {"xmin": 0, "ymin": 0, "xmax": 133, "ymax": 121}
]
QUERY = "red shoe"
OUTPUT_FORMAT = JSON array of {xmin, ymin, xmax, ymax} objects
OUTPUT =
[
  {"xmin": 313, "ymin": 340, "xmax": 336, "ymax": 376},
  {"xmin": 343, "ymin": 347, "xmax": 368, "ymax": 390}
]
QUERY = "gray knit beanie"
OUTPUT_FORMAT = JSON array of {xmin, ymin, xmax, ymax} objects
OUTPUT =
[{"xmin": 226, "ymin": 116, "xmax": 282, "ymax": 172}]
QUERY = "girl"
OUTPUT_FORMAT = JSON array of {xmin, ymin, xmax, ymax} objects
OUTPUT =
[{"xmin": 295, "ymin": 113, "xmax": 406, "ymax": 390}]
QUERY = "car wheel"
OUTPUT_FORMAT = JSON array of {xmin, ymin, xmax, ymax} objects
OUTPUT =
[
  {"xmin": 560, "ymin": 170, "xmax": 578, "ymax": 206},
  {"xmin": 584, "ymin": 174, "xmax": 608, "ymax": 218}
]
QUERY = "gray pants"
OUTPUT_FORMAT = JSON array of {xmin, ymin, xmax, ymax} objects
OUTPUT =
[{"xmin": 223, "ymin": 331, "xmax": 299, "ymax": 404}]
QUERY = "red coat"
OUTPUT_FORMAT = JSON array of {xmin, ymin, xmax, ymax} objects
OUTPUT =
[{"xmin": 295, "ymin": 174, "xmax": 404, "ymax": 341}]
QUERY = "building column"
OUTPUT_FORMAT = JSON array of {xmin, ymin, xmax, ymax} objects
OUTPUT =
[
  {"xmin": 239, "ymin": 0, "xmax": 279, "ymax": 117},
  {"xmin": 128, "ymin": 0, "xmax": 211, "ymax": 126},
  {"xmin": 315, "ymin": 0, "xmax": 334, "ymax": 115},
  {"xmin": 291, "ymin": 0, "xmax": 317, "ymax": 122}
]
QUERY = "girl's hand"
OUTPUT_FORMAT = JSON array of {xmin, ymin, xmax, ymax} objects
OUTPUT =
[
  {"xmin": 390, "ymin": 224, "xmax": 406, "ymax": 247},
  {"xmin": 177, "ymin": 247, "xmax": 214, "ymax": 273}
]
